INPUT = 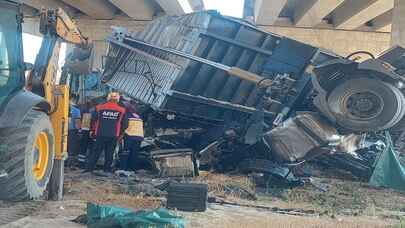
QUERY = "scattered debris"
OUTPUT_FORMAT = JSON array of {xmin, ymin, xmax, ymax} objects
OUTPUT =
[
  {"xmin": 208, "ymin": 196, "xmax": 318, "ymax": 217},
  {"xmin": 151, "ymin": 148, "xmax": 195, "ymax": 177},
  {"xmin": 98, "ymin": 11, "xmax": 405, "ymax": 188},
  {"xmin": 120, "ymin": 183, "xmax": 166, "ymax": 197},
  {"xmin": 71, "ymin": 214, "xmax": 87, "ymax": 225},
  {"xmin": 115, "ymin": 170, "xmax": 135, "ymax": 178},
  {"xmin": 59, "ymin": 12, "xmax": 405, "ymax": 228},
  {"xmin": 239, "ymin": 159, "xmax": 303, "ymax": 187}
]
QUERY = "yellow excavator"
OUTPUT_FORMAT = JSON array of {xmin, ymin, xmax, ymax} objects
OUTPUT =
[{"xmin": 0, "ymin": 0, "xmax": 88, "ymax": 200}]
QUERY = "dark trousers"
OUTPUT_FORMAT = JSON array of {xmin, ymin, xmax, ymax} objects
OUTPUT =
[
  {"xmin": 119, "ymin": 136, "xmax": 141, "ymax": 171},
  {"xmin": 79, "ymin": 130, "xmax": 91, "ymax": 156},
  {"xmin": 68, "ymin": 129, "xmax": 80, "ymax": 157},
  {"xmin": 78, "ymin": 131, "xmax": 94, "ymax": 168},
  {"xmin": 87, "ymin": 136, "xmax": 117, "ymax": 172}
]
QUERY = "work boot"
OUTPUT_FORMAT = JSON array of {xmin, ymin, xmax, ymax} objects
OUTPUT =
[{"xmin": 81, "ymin": 169, "xmax": 92, "ymax": 174}]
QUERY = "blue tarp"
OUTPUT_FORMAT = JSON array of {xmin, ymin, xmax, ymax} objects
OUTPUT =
[{"xmin": 87, "ymin": 203, "xmax": 184, "ymax": 228}]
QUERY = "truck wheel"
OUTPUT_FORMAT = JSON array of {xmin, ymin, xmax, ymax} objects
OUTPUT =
[
  {"xmin": 327, "ymin": 78, "xmax": 405, "ymax": 131},
  {"xmin": 0, "ymin": 110, "xmax": 55, "ymax": 201}
]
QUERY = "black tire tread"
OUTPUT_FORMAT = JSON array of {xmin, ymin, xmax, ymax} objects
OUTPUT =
[{"xmin": 0, "ymin": 110, "xmax": 54, "ymax": 201}]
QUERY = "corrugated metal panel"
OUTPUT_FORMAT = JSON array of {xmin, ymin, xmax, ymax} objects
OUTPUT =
[
  {"xmin": 103, "ymin": 11, "xmax": 339, "ymax": 123},
  {"xmin": 106, "ymin": 42, "xmax": 182, "ymax": 108}
]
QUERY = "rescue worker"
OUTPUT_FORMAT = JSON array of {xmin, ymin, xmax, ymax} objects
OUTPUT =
[
  {"xmin": 119, "ymin": 101, "xmax": 144, "ymax": 171},
  {"xmin": 84, "ymin": 92, "xmax": 127, "ymax": 173},
  {"xmin": 77, "ymin": 101, "xmax": 95, "ymax": 167},
  {"xmin": 67, "ymin": 96, "xmax": 81, "ymax": 158}
]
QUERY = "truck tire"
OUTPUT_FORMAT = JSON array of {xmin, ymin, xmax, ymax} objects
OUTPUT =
[
  {"xmin": 0, "ymin": 110, "xmax": 55, "ymax": 201},
  {"xmin": 327, "ymin": 78, "xmax": 405, "ymax": 131}
]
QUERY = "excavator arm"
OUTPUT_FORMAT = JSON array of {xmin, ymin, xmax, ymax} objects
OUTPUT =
[
  {"xmin": 28, "ymin": 8, "xmax": 89, "ymax": 162},
  {"xmin": 40, "ymin": 8, "xmax": 87, "ymax": 45}
]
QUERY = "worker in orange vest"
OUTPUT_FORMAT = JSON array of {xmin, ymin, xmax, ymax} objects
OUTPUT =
[{"xmin": 119, "ymin": 100, "xmax": 144, "ymax": 171}]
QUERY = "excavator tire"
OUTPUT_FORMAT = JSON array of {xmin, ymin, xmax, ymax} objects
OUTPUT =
[{"xmin": 0, "ymin": 110, "xmax": 54, "ymax": 201}]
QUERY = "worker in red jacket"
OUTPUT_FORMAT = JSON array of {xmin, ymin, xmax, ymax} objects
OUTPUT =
[{"xmin": 84, "ymin": 92, "xmax": 127, "ymax": 173}]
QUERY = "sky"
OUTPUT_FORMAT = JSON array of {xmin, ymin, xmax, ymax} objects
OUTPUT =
[
  {"xmin": 23, "ymin": 33, "xmax": 66, "ymax": 78},
  {"xmin": 22, "ymin": 33, "xmax": 42, "ymax": 64},
  {"xmin": 203, "ymin": 0, "xmax": 244, "ymax": 18}
]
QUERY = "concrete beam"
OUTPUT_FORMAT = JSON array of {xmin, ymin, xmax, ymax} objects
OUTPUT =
[
  {"xmin": 22, "ymin": 0, "xmax": 76, "ymax": 16},
  {"xmin": 188, "ymin": 0, "xmax": 204, "ymax": 11},
  {"xmin": 333, "ymin": 0, "xmax": 394, "ymax": 30},
  {"xmin": 368, "ymin": 9, "xmax": 393, "ymax": 31},
  {"xmin": 21, "ymin": 4, "xmax": 38, "ymax": 15},
  {"xmin": 254, "ymin": 0, "xmax": 288, "ymax": 25},
  {"xmin": 108, "ymin": 0, "xmax": 155, "ymax": 20},
  {"xmin": 74, "ymin": 18, "xmax": 147, "ymax": 70},
  {"xmin": 378, "ymin": 24, "xmax": 391, "ymax": 33},
  {"xmin": 294, "ymin": 0, "xmax": 345, "ymax": 27},
  {"xmin": 61, "ymin": 0, "xmax": 116, "ymax": 19},
  {"xmin": 391, "ymin": 0, "xmax": 405, "ymax": 47},
  {"xmin": 74, "ymin": 18, "xmax": 148, "ymax": 40},
  {"xmin": 155, "ymin": 0, "xmax": 185, "ymax": 16},
  {"xmin": 259, "ymin": 25, "xmax": 391, "ymax": 57}
]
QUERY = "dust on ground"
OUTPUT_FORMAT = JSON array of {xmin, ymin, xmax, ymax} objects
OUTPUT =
[{"xmin": 4, "ymin": 168, "xmax": 405, "ymax": 228}]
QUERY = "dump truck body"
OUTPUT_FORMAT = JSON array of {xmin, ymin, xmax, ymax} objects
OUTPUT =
[{"xmin": 103, "ymin": 11, "xmax": 338, "ymax": 124}]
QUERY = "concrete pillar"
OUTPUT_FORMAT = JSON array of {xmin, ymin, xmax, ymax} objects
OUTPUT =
[
  {"xmin": 391, "ymin": 0, "xmax": 405, "ymax": 47},
  {"xmin": 255, "ymin": 0, "xmax": 288, "ymax": 25}
]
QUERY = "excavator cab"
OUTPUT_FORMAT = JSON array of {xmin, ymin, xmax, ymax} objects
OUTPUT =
[{"xmin": 0, "ymin": 0, "xmax": 24, "ymax": 107}]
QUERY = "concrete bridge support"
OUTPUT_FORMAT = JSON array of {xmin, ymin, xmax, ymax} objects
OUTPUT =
[{"xmin": 391, "ymin": 0, "xmax": 405, "ymax": 47}]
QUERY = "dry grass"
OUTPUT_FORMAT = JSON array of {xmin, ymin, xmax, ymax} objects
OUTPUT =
[
  {"xmin": 61, "ymin": 169, "xmax": 405, "ymax": 228},
  {"xmin": 64, "ymin": 172, "xmax": 162, "ymax": 210},
  {"xmin": 193, "ymin": 172, "xmax": 255, "ymax": 200},
  {"xmin": 213, "ymin": 216, "xmax": 392, "ymax": 228},
  {"xmin": 278, "ymin": 178, "xmax": 405, "ymax": 217}
]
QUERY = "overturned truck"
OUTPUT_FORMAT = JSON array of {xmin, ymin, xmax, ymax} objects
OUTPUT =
[{"xmin": 102, "ymin": 11, "xmax": 405, "ymax": 180}]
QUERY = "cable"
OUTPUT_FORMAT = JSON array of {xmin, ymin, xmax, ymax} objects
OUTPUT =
[{"xmin": 346, "ymin": 51, "xmax": 375, "ymax": 60}]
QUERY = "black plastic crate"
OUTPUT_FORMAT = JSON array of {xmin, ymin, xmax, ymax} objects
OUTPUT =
[{"xmin": 167, "ymin": 183, "xmax": 208, "ymax": 212}]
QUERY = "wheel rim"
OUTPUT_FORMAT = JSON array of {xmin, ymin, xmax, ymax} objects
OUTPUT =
[
  {"xmin": 33, "ymin": 132, "xmax": 49, "ymax": 181},
  {"xmin": 342, "ymin": 91, "xmax": 384, "ymax": 120}
]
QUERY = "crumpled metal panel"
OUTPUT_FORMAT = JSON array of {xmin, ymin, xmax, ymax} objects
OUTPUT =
[
  {"xmin": 263, "ymin": 113, "xmax": 338, "ymax": 162},
  {"xmin": 106, "ymin": 42, "xmax": 182, "ymax": 108},
  {"xmin": 378, "ymin": 46, "xmax": 405, "ymax": 76}
]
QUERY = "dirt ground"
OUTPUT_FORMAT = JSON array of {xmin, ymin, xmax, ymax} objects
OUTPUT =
[{"xmin": 3, "ymin": 168, "xmax": 405, "ymax": 228}]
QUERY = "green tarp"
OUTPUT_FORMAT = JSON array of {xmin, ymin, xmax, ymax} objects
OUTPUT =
[
  {"xmin": 87, "ymin": 203, "xmax": 184, "ymax": 228},
  {"xmin": 369, "ymin": 133, "xmax": 405, "ymax": 192}
]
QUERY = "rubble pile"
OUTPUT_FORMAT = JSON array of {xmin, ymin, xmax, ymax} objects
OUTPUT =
[{"xmin": 98, "ymin": 11, "xmax": 405, "ymax": 190}]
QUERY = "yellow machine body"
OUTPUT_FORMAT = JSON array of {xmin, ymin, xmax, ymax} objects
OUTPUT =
[{"xmin": 31, "ymin": 8, "xmax": 88, "ymax": 160}]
